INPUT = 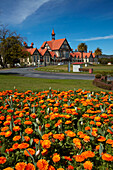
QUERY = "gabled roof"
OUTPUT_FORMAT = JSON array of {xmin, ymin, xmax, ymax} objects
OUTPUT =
[
  {"xmin": 49, "ymin": 51, "xmax": 58, "ymax": 58},
  {"xmin": 41, "ymin": 38, "xmax": 67, "ymax": 51},
  {"xmin": 70, "ymin": 51, "xmax": 95, "ymax": 58},
  {"xmin": 24, "ymin": 48, "xmax": 37, "ymax": 55},
  {"xmin": 70, "ymin": 52, "xmax": 81, "ymax": 58},
  {"xmin": 38, "ymin": 48, "xmax": 48, "ymax": 56}
]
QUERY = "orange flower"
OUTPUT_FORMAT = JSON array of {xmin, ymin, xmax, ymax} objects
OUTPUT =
[
  {"xmin": 55, "ymin": 119, "xmax": 62, "ymax": 127},
  {"xmin": 3, "ymin": 121, "xmax": 10, "ymax": 126},
  {"xmin": 13, "ymin": 135, "xmax": 21, "ymax": 141},
  {"xmin": 73, "ymin": 138, "xmax": 81, "ymax": 149},
  {"xmin": 12, "ymin": 143, "xmax": 19, "ymax": 149},
  {"xmin": 25, "ymin": 128, "xmax": 33, "ymax": 134},
  {"xmin": 90, "ymin": 121, "xmax": 95, "ymax": 125},
  {"xmin": 42, "ymin": 134, "xmax": 50, "ymax": 140},
  {"xmin": 48, "ymin": 165, "xmax": 55, "ymax": 170},
  {"xmin": 52, "ymin": 153, "xmax": 60, "ymax": 163},
  {"xmin": 102, "ymin": 153, "xmax": 113, "ymax": 161},
  {"xmin": 106, "ymin": 139, "xmax": 113, "ymax": 145},
  {"xmin": 30, "ymin": 113, "xmax": 37, "ymax": 119},
  {"xmin": 81, "ymin": 151, "xmax": 95, "ymax": 159},
  {"xmin": 24, "ymin": 136, "xmax": 30, "ymax": 142},
  {"xmin": 1, "ymin": 126, "xmax": 9, "ymax": 131},
  {"xmin": 42, "ymin": 140, "xmax": 51, "ymax": 149},
  {"xmin": 91, "ymin": 131, "xmax": 98, "ymax": 137},
  {"xmin": 0, "ymin": 156, "xmax": 7, "ymax": 164},
  {"xmin": 100, "ymin": 113, "xmax": 108, "ymax": 118},
  {"xmin": 64, "ymin": 156, "xmax": 72, "ymax": 161},
  {"xmin": 18, "ymin": 143, "xmax": 29, "ymax": 149},
  {"xmin": 85, "ymin": 126, "xmax": 91, "ymax": 131},
  {"xmin": 97, "ymin": 136, "xmax": 106, "ymax": 142},
  {"xmin": 33, "ymin": 138, "xmax": 39, "ymax": 144},
  {"xmin": 53, "ymin": 133, "xmax": 65, "ymax": 141},
  {"xmin": 95, "ymin": 145, "xmax": 100, "ymax": 150},
  {"xmin": 24, "ymin": 121, "xmax": 32, "ymax": 125},
  {"xmin": 3, "ymin": 167, "xmax": 14, "ymax": 170},
  {"xmin": 94, "ymin": 116, "xmax": 101, "ymax": 121},
  {"xmin": 37, "ymin": 159, "xmax": 49, "ymax": 170},
  {"xmin": 66, "ymin": 131, "xmax": 76, "ymax": 137},
  {"xmin": 57, "ymin": 168, "xmax": 64, "ymax": 170},
  {"xmin": 83, "ymin": 161, "xmax": 93, "ymax": 170},
  {"xmin": 24, "ymin": 148, "xmax": 35, "ymax": 156},
  {"xmin": 67, "ymin": 165, "xmax": 74, "ymax": 170},
  {"xmin": 15, "ymin": 162, "xmax": 27, "ymax": 170},
  {"xmin": 96, "ymin": 122, "xmax": 102, "ymax": 126},
  {"xmin": 5, "ymin": 130, "xmax": 12, "ymax": 137},
  {"xmin": 83, "ymin": 135, "xmax": 90, "ymax": 142},
  {"xmin": 41, "ymin": 149, "xmax": 48, "ymax": 156},
  {"xmin": 13, "ymin": 126, "xmax": 20, "ymax": 132},
  {"xmin": 45, "ymin": 124, "xmax": 50, "ymax": 128},
  {"xmin": 25, "ymin": 163, "xmax": 35, "ymax": 170},
  {"xmin": 65, "ymin": 120, "xmax": 72, "ymax": 124},
  {"xmin": 75, "ymin": 155, "xmax": 85, "ymax": 162}
]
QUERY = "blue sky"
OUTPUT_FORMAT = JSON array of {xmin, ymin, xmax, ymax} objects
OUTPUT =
[{"xmin": 0, "ymin": 0, "xmax": 113, "ymax": 54}]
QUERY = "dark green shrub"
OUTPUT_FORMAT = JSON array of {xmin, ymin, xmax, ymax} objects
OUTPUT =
[
  {"xmin": 93, "ymin": 79, "xmax": 112, "ymax": 90},
  {"xmin": 95, "ymin": 73, "xmax": 101, "ymax": 79}
]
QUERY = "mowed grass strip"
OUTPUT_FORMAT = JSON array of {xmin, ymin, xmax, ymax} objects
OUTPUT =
[
  {"xmin": 0, "ymin": 75, "xmax": 110, "ymax": 92},
  {"xmin": 36, "ymin": 64, "xmax": 113, "ymax": 74}
]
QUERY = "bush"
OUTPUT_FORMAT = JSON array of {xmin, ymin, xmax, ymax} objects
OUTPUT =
[
  {"xmin": 95, "ymin": 73, "xmax": 101, "ymax": 79},
  {"xmin": 93, "ymin": 79, "xmax": 112, "ymax": 90},
  {"xmin": 79, "ymin": 68, "xmax": 89, "ymax": 72}
]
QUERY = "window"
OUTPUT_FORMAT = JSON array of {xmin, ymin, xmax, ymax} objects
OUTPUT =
[
  {"xmin": 34, "ymin": 56, "xmax": 35, "ymax": 62},
  {"xmin": 47, "ymin": 56, "xmax": 49, "ymax": 62}
]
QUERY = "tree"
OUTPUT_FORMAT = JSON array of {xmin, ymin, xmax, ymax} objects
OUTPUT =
[
  {"xmin": 77, "ymin": 43, "xmax": 87, "ymax": 62},
  {"xmin": 94, "ymin": 48, "xmax": 102, "ymax": 57},
  {"xmin": 0, "ymin": 25, "xmax": 30, "ymax": 67}
]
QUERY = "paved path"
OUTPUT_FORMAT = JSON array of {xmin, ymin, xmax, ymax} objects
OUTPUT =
[{"xmin": 0, "ymin": 67, "xmax": 113, "ymax": 80}]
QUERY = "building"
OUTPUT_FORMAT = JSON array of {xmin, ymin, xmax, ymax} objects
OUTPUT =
[
  {"xmin": 70, "ymin": 50, "xmax": 98, "ymax": 63},
  {"xmin": 23, "ymin": 30, "xmax": 71, "ymax": 66},
  {"xmin": 39, "ymin": 29, "xmax": 72, "ymax": 64},
  {"xmin": 22, "ymin": 42, "xmax": 41, "ymax": 66}
]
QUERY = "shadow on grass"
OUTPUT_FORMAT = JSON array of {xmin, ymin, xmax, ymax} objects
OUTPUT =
[{"xmin": 0, "ymin": 73, "xmax": 24, "ymax": 76}]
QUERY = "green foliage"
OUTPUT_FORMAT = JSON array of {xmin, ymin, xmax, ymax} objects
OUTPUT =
[
  {"xmin": 94, "ymin": 47, "xmax": 102, "ymax": 56},
  {"xmin": 77, "ymin": 43, "xmax": 87, "ymax": 52},
  {"xmin": 0, "ymin": 25, "xmax": 30, "ymax": 68},
  {"xmin": 95, "ymin": 73, "xmax": 101, "ymax": 79}
]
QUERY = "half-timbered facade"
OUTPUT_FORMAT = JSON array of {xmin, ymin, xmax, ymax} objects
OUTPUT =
[{"xmin": 40, "ymin": 30, "xmax": 72, "ymax": 63}]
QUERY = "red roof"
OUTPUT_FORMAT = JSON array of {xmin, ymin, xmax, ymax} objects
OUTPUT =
[
  {"xmin": 38, "ymin": 48, "xmax": 48, "ymax": 56},
  {"xmin": 41, "ymin": 38, "xmax": 66, "ymax": 51},
  {"xmin": 73, "ymin": 62, "xmax": 84, "ymax": 65},
  {"xmin": 70, "ymin": 51, "xmax": 95, "ymax": 58},
  {"xmin": 24, "ymin": 48, "xmax": 37, "ymax": 55},
  {"xmin": 49, "ymin": 51, "xmax": 58, "ymax": 58}
]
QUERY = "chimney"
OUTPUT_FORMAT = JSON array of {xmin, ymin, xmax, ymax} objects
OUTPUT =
[
  {"xmin": 52, "ymin": 29, "xmax": 55, "ymax": 40},
  {"xmin": 30, "ymin": 42, "xmax": 34, "ymax": 48}
]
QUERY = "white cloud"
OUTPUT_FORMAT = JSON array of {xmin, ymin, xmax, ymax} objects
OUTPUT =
[
  {"xmin": 0, "ymin": 0, "xmax": 50, "ymax": 24},
  {"xmin": 76, "ymin": 35, "xmax": 113, "ymax": 41}
]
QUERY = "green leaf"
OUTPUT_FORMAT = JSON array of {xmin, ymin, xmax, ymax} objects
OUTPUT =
[
  {"xmin": 30, "ymin": 138, "xmax": 33, "ymax": 145},
  {"xmin": 99, "ymin": 143, "xmax": 104, "ymax": 157},
  {"xmin": 25, "ymin": 148, "xmax": 35, "ymax": 166},
  {"xmin": 108, "ymin": 127, "xmax": 113, "ymax": 132}
]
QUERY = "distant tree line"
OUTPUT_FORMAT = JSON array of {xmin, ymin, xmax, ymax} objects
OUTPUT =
[
  {"xmin": 98, "ymin": 58, "xmax": 113, "ymax": 64},
  {"xmin": 77, "ymin": 43, "xmax": 102, "ymax": 57},
  {"xmin": 0, "ymin": 25, "xmax": 30, "ymax": 68}
]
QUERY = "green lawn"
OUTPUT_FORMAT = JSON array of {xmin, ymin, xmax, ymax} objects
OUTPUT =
[
  {"xmin": 0, "ymin": 75, "xmax": 110, "ymax": 92},
  {"xmin": 35, "ymin": 64, "xmax": 113, "ymax": 75}
]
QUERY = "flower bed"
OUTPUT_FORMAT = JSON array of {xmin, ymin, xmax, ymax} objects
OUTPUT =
[{"xmin": 0, "ymin": 89, "xmax": 113, "ymax": 170}]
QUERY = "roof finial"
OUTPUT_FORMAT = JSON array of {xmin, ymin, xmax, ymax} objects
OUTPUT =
[{"xmin": 52, "ymin": 29, "xmax": 55, "ymax": 40}]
